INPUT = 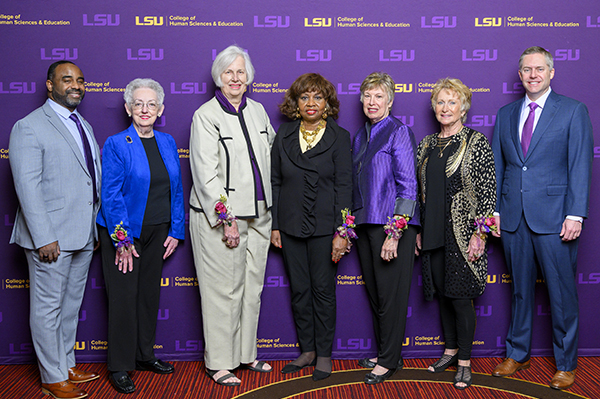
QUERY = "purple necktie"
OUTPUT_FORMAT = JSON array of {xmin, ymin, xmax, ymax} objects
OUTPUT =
[
  {"xmin": 69, "ymin": 113, "xmax": 97, "ymax": 203},
  {"xmin": 521, "ymin": 102, "xmax": 538, "ymax": 157}
]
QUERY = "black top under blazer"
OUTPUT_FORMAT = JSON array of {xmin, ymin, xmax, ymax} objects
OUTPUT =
[{"xmin": 271, "ymin": 117, "xmax": 353, "ymax": 238}]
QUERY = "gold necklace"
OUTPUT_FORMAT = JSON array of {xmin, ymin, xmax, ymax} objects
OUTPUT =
[
  {"xmin": 437, "ymin": 137, "xmax": 452, "ymax": 158},
  {"xmin": 300, "ymin": 119, "xmax": 326, "ymax": 150}
]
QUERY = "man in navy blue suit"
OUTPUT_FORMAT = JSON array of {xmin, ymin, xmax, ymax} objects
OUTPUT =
[{"xmin": 491, "ymin": 46, "xmax": 593, "ymax": 390}]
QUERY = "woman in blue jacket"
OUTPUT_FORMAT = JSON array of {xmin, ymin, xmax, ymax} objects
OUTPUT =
[{"xmin": 97, "ymin": 78, "xmax": 185, "ymax": 394}]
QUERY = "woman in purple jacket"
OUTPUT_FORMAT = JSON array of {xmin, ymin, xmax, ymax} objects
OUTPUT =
[{"xmin": 352, "ymin": 72, "xmax": 419, "ymax": 385}]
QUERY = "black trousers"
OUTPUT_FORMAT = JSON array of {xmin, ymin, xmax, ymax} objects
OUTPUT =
[
  {"xmin": 280, "ymin": 233, "xmax": 338, "ymax": 357},
  {"xmin": 99, "ymin": 223, "xmax": 169, "ymax": 372},
  {"xmin": 430, "ymin": 247, "xmax": 477, "ymax": 361},
  {"xmin": 355, "ymin": 224, "xmax": 417, "ymax": 370}
]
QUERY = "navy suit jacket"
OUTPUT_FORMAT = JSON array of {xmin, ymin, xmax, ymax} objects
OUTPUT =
[
  {"xmin": 492, "ymin": 90, "xmax": 593, "ymax": 234},
  {"xmin": 97, "ymin": 124, "xmax": 185, "ymax": 241}
]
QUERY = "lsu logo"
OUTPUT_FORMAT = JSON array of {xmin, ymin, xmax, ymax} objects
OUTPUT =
[
  {"xmin": 554, "ymin": 49, "xmax": 580, "ymax": 61},
  {"xmin": 475, "ymin": 17, "xmax": 502, "ymax": 27},
  {"xmin": 421, "ymin": 16, "xmax": 456, "ymax": 28},
  {"xmin": 90, "ymin": 278, "xmax": 105, "ymax": 289},
  {"xmin": 462, "ymin": 49, "xmax": 497, "ymax": 61},
  {"xmin": 474, "ymin": 305, "xmax": 492, "ymax": 316},
  {"xmin": 579, "ymin": 273, "xmax": 600, "ymax": 284},
  {"xmin": 161, "ymin": 278, "xmax": 170, "ymax": 286},
  {"xmin": 466, "ymin": 115, "xmax": 496, "ymax": 127},
  {"xmin": 502, "ymin": 82, "xmax": 524, "ymax": 94},
  {"xmin": 393, "ymin": 115, "xmax": 415, "ymax": 127},
  {"xmin": 296, "ymin": 50, "xmax": 332, "ymax": 61},
  {"xmin": 0, "ymin": 82, "xmax": 36, "ymax": 94},
  {"xmin": 379, "ymin": 50, "xmax": 415, "ymax": 62},
  {"xmin": 41, "ymin": 48, "xmax": 78, "ymax": 60},
  {"xmin": 127, "ymin": 48, "xmax": 164, "ymax": 61},
  {"xmin": 265, "ymin": 276, "xmax": 289, "ymax": 287},
  {"xmin": 337, "ymin": 338, "xmax": 371, "ymax": 350},
  {"xmin": 587, "ymin": 16, "xmax": 600, "ymax": 27},
  {"xmin": 175, "ymin": 340, "xmax": 203, "ymax": 351},
  {"xmin": 170, "ymin": 82, "xmax": 208, "ymax": 94},
  {"xmin": 304, "ymin": 17, "xmax": 331, "ymax": 27},
  {"xmin": 9, "ymin": 343, "xmax": 34, "ymax": 354},
  {"xmin": 135, "ymin": 16, "xmax": 163, "ymax": 26},
  {"xmin": 336, "ymin": 83, "xmax": 361, "ymax": 95},
  {"xmin": 83, "ymin": 14, "xmax": 120, "ymax": 26},
  {"xmin": 395, "ymin": 83, "xmax": 413, "ymax": 93},
  {"xmin": 254, "ymin": 16, "xmax": 290, "ymax": 28},
  {"xmin": 74, "ymin": 341, "xmax": 85, "ymax": 350},
  {"xmin": 157, "ymin": 309, "xmax": 170, "ymax": 320},
  {"xmin": 212, "ymin": 48, "xmax": 247, "ymax": 60}
]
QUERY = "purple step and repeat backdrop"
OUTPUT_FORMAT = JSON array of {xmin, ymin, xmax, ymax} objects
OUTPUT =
[{"xmin": 1, "ymin": 0, "xmax": 599, "ymax": 364}]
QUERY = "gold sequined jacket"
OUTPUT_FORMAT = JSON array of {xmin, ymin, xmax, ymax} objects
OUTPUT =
[{"xmin": 416, "ymin": 126, "xmax": 496, "ymax": 300}]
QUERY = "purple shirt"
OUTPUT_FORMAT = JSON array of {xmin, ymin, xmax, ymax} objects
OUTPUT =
[{"xmin": 352, "ymin": 115, "xmax": 419, "ymax": 226}]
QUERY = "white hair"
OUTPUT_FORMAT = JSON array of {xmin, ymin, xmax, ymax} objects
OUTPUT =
[{"xmin": 211, "ymin": 45, "xmax": 255, "ymax": 87}]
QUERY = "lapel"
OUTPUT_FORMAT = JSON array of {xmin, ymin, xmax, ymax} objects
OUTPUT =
[
  {"xmin": 42, "ymin": 102, "xmax": 89, "ymax": 175},
  {"xmin": 526, "ymin": 91, "xmax": 560, "ymax": 159},
  {"xmin": 509, "ymin": 98, "xmax": 526, "ymax": 162},
  {"xmin": 281, "ymin": 117, "xmax": 338, "ymax": 171}
]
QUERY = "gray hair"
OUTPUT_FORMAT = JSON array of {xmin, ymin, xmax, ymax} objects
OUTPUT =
[
  {"xmin": 360, "ymin": 72, "xmax": 395, "ymax": 107},
  {"xmin": 211, "ymin": 45, "xmax": 255, "ymax": 87},
  {"xmin": 123, "ymin": 78, "xmax": 165, "ymax": 105},
  {"xmin": 519, "ymin": 46, "xmax": 554, "ymax": 71}
]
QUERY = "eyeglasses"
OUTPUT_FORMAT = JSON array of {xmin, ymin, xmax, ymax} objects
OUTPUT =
[{"xmin": 131, "ymin": 101, "xmax": 159, "ymax": 111}]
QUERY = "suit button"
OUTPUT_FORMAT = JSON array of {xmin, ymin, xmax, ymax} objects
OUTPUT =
[
  {"xmin": 88, "ymin": 201, "xmax": 92, "ymax": 205},
  {"xmin": 87, "ymin": 181, "xmax": 91, "ymax": 186},
  {"xmin": 522, "ymin": 166, "xmax": 528, "ymax": 171}
]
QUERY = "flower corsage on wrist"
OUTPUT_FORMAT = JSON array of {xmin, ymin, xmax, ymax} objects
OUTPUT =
[
  {"xmin": 111, "ymin": 221, "xmax": 132, "ymax": 253},
  {"xmin": 335, "ymin": 208, "xmax": 358, "ymax": 239},
  {"xmin": 215, "ymin": 194, "xmax": 237, "ymax": 227},
  {"xmin": 384, "ymin": 214, "xmax": 411, "ymax": 240},
  {"xmin": 474, "ymin": 215, "xmax": 498, "ymax": 240}
]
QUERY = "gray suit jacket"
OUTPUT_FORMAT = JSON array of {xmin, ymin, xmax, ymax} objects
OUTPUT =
[{"xmin": 9, "ymin": 101, "xmax": 101, "ymax": 251}]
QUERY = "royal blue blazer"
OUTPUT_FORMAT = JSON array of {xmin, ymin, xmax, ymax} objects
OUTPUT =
[{"xmin": 97, "ymin": 124, "xmax": 185, "ymax": 242}]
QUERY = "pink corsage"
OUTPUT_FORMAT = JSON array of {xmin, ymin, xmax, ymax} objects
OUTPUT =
[
  {"xmin": 384, "ymin": 214, "xmax": 411, "ymax": 240},
  {"xmin": 335, "ymin": 208, "xmax": 358, "ymax": 239},
  {"xmin": 215, "ymin": 195, "xmax": 236, "ymax": 227},
  {"xmin": 111, "ymin": 221, "xmax": 132, "ymax": 251},
  {"xmin": 474, "ymin": 215, "xmax": 498, "ymax": 240}
]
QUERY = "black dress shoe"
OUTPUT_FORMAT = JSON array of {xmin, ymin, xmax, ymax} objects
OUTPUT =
[
  {"xmin": 109, "ymin": 372, "xmax": 135, "ymax": 394},
  {"xmin": 364, "ymin": 368, "xmax": 397, "ymax": 385},
  {"xmin": 359, "ymin": 357, "xmax": 403, "ymax": 369},
  {"xmin": 281, "ymin": 358, "xmax": 316, "ymax": 374},
  {"xmin": 358, "ymin": 358, "xmax": 377, "ymax": 368},
  {"xmin": 312, "ymin": 369, "xmax": 331, "ymax": 381},
  {"xmin": 136, "ymin": 359, "xmax": 174, "ymax": 374}
]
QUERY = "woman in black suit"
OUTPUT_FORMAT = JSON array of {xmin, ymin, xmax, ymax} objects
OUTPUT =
[{"xmin": 271, "ymin": 73, "xmax": 352, "ymax": 381}]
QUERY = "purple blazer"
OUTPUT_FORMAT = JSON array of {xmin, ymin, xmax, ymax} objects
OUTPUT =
[{"xmin": 352, "ymin": 115, "xmax": 420, "ymax": 226}]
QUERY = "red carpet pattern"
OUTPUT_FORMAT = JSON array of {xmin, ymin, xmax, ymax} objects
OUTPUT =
[{"xmin": 0, "ymin": 357, "xmax": 596, "ymax": 399}]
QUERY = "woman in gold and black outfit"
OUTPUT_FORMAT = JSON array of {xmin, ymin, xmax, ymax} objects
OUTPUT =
[{"xmin": 416, "ymin": 78, "xmax": 496, "ymax": 390}]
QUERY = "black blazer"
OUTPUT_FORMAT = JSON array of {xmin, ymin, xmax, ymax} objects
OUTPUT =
[{"xmin": 271, "ymin": 117, "xmax": 352, "ymax": 238}]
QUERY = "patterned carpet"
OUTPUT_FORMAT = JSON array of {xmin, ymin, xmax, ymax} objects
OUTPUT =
[{"xmin": 0, "ymin": 357, "xmax": 597, "ymax": 398}]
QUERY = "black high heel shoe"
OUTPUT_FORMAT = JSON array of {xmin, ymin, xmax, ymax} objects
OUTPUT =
[{"xmin": 428, "ymin": 353, "xmax": 458, "ymax": 373}]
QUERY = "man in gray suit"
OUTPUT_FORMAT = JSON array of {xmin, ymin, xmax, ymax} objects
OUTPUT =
[{"xmin": 9, "ymin": 61, "xmax": 101, "ymax": 399}]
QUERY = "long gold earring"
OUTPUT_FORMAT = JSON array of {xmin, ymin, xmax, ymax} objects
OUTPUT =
[
  {"xmin": 295, "ymin": 107, "xmax": 300, "ymax": 119},
  {"xmin": 322, "ymin": 108, "xmax": 328, "ymax": 120}
]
